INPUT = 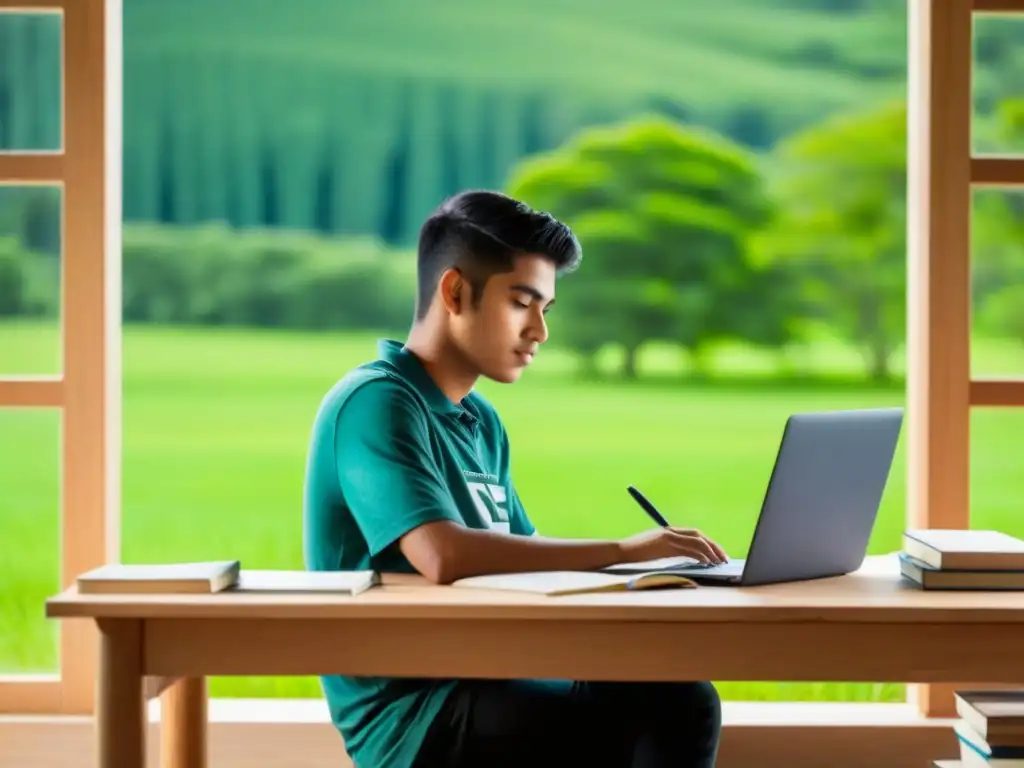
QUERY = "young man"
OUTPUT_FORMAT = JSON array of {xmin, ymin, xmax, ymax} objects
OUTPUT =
[{"xmin": 303, "ymin": 190, "xmax": 726, "ymax": 768}]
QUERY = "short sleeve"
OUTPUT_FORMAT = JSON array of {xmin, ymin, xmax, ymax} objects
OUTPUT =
[
  {"xmin": 334, "ymin": 379, "xmax": 462, "ymax": 557},
  {"xmin": 508, "ymin": 484, "xmax": 536, "ymax": 537}
]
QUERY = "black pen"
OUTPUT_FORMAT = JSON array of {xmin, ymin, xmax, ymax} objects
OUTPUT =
[{"xmin": 627, "ymin": 485, "xmax": 671, "ymax": 528}]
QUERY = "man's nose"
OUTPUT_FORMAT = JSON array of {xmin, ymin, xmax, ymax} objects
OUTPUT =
[{"xmin": 528, "ymin": 311, "xmax": 548, "ymax": 344}]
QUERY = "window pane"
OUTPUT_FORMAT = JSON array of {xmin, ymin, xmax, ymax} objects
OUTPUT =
[
  {"xmin": 0, "ymin": 408, "xmax": 60, "ymax": 674},
  {"xmin": 122, "ymin": 0, "xmax": 914, "ymax": 708},
  {"xmin": 973, "ymin": 14, "xmax": 1024, "ymax": 156},
  {"xmin": 0, "ymin": 184, "xmax": 61, "ymax": 375},
  {"xmin": 972, "ymin": 189, "xmax": 1024, "ymax": 377},
  {"xmin": 0, "ymin": 12, "xmax": 63, "ymax": 153},
  {"xmin": 972, "ymin": 408, "xmax": 1024, "ymax": 540}
]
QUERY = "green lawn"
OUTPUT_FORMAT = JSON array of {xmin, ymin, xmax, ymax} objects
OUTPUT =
[{"xmin": 3, "ymin": 321, "xmax": 1024, "ymax": 703}]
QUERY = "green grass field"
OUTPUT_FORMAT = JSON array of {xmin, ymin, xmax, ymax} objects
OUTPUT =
[{"xmin": 3, "ymin": 321, "xmax": 1024, "ymax": 702}]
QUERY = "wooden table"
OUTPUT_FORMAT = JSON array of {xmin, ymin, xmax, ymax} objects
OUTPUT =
[{"xmin": 45, "ymin": 558, "xmax": 1024, "ymax": 768}]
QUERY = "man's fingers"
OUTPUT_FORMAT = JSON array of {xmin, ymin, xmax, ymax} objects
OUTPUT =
[
  {"xmin": 668, "ymin": 529, "xmax": 725, "ymax": 563},
  {"xmin": 707, "ymin": 539, "xmax": 728, "ymax": 561},
  {"xmin": 666, "ymin": 534, "xmax": 711, "ymax": 563},
  {"xmin": 687, "ymin": 549, "xmax": 713, "ymax": 564},
  {"xmin": 674, "ymin": 534, "xmax": 716, "ymax": 563}
]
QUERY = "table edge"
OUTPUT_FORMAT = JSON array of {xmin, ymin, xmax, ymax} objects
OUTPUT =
[{"xmin": 43, "ymin": 600, "xmax": 1024, "ymax": 623}]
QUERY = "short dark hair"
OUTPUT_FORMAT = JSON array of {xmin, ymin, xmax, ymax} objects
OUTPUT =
[{"xmin": 414, "ymin": 190, "xmax": 581, "ymax": 321}]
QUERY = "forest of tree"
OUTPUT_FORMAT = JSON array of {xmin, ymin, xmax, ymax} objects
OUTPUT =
[
  {"xmin": 2, "ymin": 1, "xmax": 1023, "ymax": 382},
  {"xmin": 2, "ymin": 1, "xmax": 1022, "ymax": 244}
]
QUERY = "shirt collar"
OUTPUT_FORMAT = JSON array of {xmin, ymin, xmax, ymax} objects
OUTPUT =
[{"xmin": 377, "ymin": 339, "xmax": 472, "ymax": 419}]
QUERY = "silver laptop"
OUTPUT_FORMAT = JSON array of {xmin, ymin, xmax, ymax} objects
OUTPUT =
[{"xmin": 610, "ymin": 408, "xmax": 904, "ymax": 586}]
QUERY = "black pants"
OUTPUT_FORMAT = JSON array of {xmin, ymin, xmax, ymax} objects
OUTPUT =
[{"xmin": 412, "ymin": 678, "xmax": 721, "ymax": 768}]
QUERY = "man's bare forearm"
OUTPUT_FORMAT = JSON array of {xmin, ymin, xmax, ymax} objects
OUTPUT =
[
  {"xmin": 447, "ymin": 529, "xmax": 624, "ymax": 582},
  {"xmin": 401, "ymin": 521, "xmax": 624, "ymax": 584}
]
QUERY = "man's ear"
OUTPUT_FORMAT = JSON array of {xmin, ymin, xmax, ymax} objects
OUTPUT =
[{"xmin": 439, "ymin": 268, "xmax": 465, "ymax": 315}]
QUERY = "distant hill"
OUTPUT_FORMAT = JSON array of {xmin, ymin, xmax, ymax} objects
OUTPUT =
[
  {"xmin": 3, "ymin": 1, "xmax": 1022, "ymax": 244},
  {"xmin": 124, "ymin": 0, "xmax": 912, "ymax": 149}
]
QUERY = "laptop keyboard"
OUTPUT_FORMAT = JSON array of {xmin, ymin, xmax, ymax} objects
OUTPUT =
[
  {"xmin": 688, "ymin": 560, "xmax": 745, "ymax": 576},
  {"xmin": 603, "ymin": 556, "xmax": 740, "ymax": 575}
]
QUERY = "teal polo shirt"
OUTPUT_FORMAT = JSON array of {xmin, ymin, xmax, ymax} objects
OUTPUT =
[{"xmin": 302, "ymin": 338, "xmax": 536, "ymax": 768}]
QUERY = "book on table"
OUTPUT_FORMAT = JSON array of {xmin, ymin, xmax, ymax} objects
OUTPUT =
[
  {"xmin": 76, "ymin": 560, "xmax": 242, "ymax": 594},
  {"xmin": 899, "ymin": 553, "xmax": 1024, "ymax": 590},
  {"xmin": 900, "ymin": 529, "xmax": 1024, "ymax": 590},
  {"xmin": 76, "ymin": 561, "xmax": 379, "ymax": 596},
  {"xmin": 450, "ymin": 570, "xmax": 697, "ymax": 596},
  {"xmin": 903, "ymin": 529, "xmax": 1024, "ymax": 570}
]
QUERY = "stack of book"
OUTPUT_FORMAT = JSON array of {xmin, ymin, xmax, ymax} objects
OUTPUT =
[
  {"xmin": 932, "ymin": 689, "xmax": 1024, "ymax": 767},
  {"xmin": 899, "ymin": 529, "xmax": 1024, "ymax": 590}
]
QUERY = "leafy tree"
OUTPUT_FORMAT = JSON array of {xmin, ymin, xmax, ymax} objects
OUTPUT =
[
  {"xmin": 754, "ymin": 99, "xmax": 907, "ymax": 381},
  {"xmin": 506, "ymin": 115, "xmax": 791, "ymax": 378}
]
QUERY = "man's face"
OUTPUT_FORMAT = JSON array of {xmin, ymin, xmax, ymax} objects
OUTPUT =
[{"xmin": 450, "ymin": 253, "xmax": 556, "ymax": 384}]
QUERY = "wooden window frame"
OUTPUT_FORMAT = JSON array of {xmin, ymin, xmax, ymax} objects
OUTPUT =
[
  {"xmin": 908, "ymin": 0, "xmax": 1024, "ymax": 718},
  {"xmin": 0, "ymin": 0, "xmax": 121, "ymax": 715},
  {"xmin": 2, "ymin": 0, "xmax": 1024, "ymax": 722}
]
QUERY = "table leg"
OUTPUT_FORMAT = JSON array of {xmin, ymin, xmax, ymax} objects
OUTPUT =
[
  {"xmin": 160, "ymin": 676, "xmax": 208, "ymax": 768},
  {"xmin": 96, "ymin": 619, "xmax": 145, "ymax": 768}
]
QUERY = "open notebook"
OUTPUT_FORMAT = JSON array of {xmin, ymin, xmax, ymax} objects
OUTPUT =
[
  {"xmin": 450, "ymin": 570, "xmax": 697, "ymax": 596},
  {"xmin": 232, "ymin": 570, "xmax": 379, "ymax": 595}
]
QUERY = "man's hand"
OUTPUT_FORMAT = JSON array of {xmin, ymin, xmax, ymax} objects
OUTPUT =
[{"xmin": 618, "ymin": 527, "xmax": 728, "ymax": 565}]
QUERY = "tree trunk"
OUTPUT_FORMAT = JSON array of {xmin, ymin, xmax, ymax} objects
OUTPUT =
[
  {"xmin": 856, "ymin": 293, "xmax": 892, "ymax": 383},
  {"xmin": 577, "ymin": 350, "xmax": 599, "ymax": 379},
  {"xmin": 688, "ymin": 344, "xmax": 711, "ymax": 379},
  {"xmin": 868, "ymin": 336, "xmax": 891, "ymax": 382},
  {"xmin": 623, "ymin": 345, "xmax": 638, "ymax": 379}
]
